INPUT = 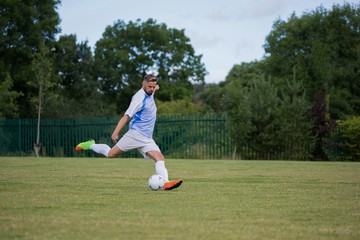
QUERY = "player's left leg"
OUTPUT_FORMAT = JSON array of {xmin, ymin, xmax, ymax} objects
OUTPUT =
[
  {"xmin": 146, "ymin": 151, "xmax": 183, "ymax": 191},
  {"xmin": 146, "ymin": 151, "xmax": 169, "ymax": 181},
  {"xmin": 163, "ymin": 179, "xmax": 183, "ymax": 191}
]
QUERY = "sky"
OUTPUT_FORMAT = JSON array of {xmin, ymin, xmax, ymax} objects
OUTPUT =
[{"xmin": 58, "ymin": 0, "xmax": 352, "ymax": 83}]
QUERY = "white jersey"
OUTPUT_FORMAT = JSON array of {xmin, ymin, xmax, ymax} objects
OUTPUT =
[{"xmin": 125, "ymin": 88, "xmax": 157, "ymax": 138}]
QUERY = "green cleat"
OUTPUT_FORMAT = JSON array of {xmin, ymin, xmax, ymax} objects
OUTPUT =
[{"xmin": 75, "ymin": 139, "xmax": 95, "ymax": 151}]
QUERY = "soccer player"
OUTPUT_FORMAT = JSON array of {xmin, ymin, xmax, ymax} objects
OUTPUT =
[{"xmin": 75, "ymin": 74, "xmax": 182, "ymax": 190}]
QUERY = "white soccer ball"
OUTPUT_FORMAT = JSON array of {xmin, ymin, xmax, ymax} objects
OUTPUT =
[{"xmin": 148, "ymin": 174, "xmax": 165, "ymax": 191}]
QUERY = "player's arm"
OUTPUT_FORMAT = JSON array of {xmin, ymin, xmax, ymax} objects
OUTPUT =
[
  {"xmin": 152, "ymin": 84, "xmax": 160, "ymax": 96},
  {"xmin": 111, "ymin": 114, "xmax": 130, "ymax": 143},
  {"xmin": 112, "ymin": 92, "xmax": 143, "ymax": 143}
]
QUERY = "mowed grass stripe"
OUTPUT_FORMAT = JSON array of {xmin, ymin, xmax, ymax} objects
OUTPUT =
[{"xmin": 0, "ymin": 157, "xmax": 359, "ymax": 240}]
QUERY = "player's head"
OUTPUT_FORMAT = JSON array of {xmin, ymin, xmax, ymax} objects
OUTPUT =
[
  {"xmin": 143, "ymin": 74, "xmax": 157, "ymax": 83},
  {"xmin": 142, "ymin": 74, "xmax": 158, "ymax": 95}
]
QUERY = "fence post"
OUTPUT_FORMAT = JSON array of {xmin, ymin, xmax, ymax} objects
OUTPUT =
[{"xmin": 18, "ymin": 119, "xmax": 22, "ymax": 156}]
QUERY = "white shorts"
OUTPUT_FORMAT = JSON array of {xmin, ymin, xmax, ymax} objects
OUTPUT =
[{"xmin": 116, "ymin": 129, "xmax": 161, "ymax": 159}]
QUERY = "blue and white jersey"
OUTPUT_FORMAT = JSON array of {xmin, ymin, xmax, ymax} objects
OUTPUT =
[{"xmin": 125, "ymin": 88, "xmax": 157, "ymax": 138}]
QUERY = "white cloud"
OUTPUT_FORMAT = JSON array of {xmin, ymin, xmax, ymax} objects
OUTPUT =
[
  {"xmin": 242, "ymin": 0, "xmax": 290, "ymax": 19},
  {"xmin": 206, "ymin": 7, "xmax": 234, "ymax": 22},
  {"xmin": 189, "ymin": 31, "xmax": 222, "ymax": 49}
]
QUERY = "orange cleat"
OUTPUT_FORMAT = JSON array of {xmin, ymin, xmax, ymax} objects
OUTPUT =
[{"xmin": 163, "ymin": 179, "xmax": 183, "ymax": 191}]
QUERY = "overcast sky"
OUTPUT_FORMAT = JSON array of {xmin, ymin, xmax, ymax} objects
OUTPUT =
[{"xmin": 58, "ymin": 0, "xmax": 351, "ymax": 83}]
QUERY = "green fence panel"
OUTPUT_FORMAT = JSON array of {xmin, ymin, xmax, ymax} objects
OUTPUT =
[{"xmin": 0, "ymin": 114, "xmax": 342, "ymax": 160}]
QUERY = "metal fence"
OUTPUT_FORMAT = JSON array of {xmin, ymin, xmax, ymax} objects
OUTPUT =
[
  {"xmin": 0, "ymin": 115, "xmax": 340, "ymax": 160},
  {"xmin": 0, "ymin": 115, "xmax": 234, "ymax": 159}
]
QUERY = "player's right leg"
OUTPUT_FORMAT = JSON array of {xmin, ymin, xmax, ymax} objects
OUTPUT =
[{"xmin": 107, "ymin": 145, "xmax": 124, "ymax": 158}]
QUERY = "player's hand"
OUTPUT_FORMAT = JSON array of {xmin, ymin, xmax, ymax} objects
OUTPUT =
[{"xmin": 111, "ymin": 134, "xmax": 119, "ymax": 144}]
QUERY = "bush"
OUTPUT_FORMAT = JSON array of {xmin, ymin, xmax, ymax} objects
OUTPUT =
[
  {"xmin": 156, "ymin": 99, "xmax": 208, "ymax": 115},
  {"xmin": 338, "ymin": 116, "xmax": 360, "ymax": 161}
]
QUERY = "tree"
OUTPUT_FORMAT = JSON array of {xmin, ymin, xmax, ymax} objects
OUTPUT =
[
  {"xmin": 29, "ymin": 42, "xmax": 56, "ymax": 156},
  {"xmin": 246, "ymin": 78, "xmax": 282, "ymax": 159},
  {"xmin": 200, "ymin": 61, "xmax": 265, "ymax": 113},
  {"xmin": 264, "ymin": 3, "xmax": 360, "ymax": 119},
  {"xmin": 308, "ymin": 89, "xmax": 338, "ymax": 161},
  {"xmin": 222, "ymin": 77, "xmax": 283, "ymax": 159},
  {"xmin": 215, "ymin": 62, "xmax": 266, "ymax": 158},
  {"xmin": 0, "ymin": 0, "xmax": 60, "ymax": 117},
  {"xmin": 278, "ymin": 74, "xmax": 315, "ymax": 160},
  {"xmin": 221, "ymin": 80, "xmax": 252, "ymax": 158},
  {"xmin": 94, "ymin": 18, "xmax": 206, "ymax": 113},
  {"xmin": 225, "ymin": 61, "xmax": 266, "ymax": 87},
  {"xmin": 221, "ymin": 62, "xmax": 314, "ymax": 160},
  {"xmin": 198, "ymin": 83, "xmax": 226, "ymax": 113},
  {"xmin": 0, "ymin": 73, "xmax": 22, "ymax": 118},
  {"xmin": 47, "ymin": 35, "xmax": 116, "ymax": 118}
]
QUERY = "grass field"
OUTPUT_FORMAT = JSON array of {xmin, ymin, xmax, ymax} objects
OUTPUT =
[{"xmin": 0, "ymin": 157, "xmax": 359, "ymax": 240}]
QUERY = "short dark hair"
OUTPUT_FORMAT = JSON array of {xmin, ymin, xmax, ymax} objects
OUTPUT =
[{"xmin": 143, "ymin": 74, "xmax": 157, "ymax": 82}]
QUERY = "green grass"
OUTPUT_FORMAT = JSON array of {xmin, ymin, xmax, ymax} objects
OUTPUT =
[{"xmin": 0, "ymin": 157, "xmax": 359, "ymax": 240}]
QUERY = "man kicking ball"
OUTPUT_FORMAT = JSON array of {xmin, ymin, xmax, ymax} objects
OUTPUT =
[{"xmin": 76, "ymin": 74, "xmax": 182, "ymax": 190}]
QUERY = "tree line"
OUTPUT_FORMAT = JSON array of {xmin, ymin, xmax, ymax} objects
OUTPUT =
[
  {"xmin": 200, "ymin": 3, "xmax": 360, "ymax": 161},
  {"xmin": 0, "ymin": 1, "xmax": 359, "ymax": 160}
]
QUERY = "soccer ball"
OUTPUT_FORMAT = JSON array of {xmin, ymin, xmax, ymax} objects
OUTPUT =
[{"xmin": 148, "ymin": 174, "xmax": 165, "ymax": 191}]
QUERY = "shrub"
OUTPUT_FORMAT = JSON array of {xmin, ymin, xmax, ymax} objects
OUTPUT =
[{"xmin": 338, "ymin": 116, "xmax": 360, "ymax": 161}]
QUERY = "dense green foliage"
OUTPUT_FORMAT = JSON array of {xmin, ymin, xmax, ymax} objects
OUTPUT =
[
  {"xmin": 94, "ymin": 19, "xmax": 206, "ymax": 113},
  {"xmin": 29, "ymin": 41, "xmax": 56, "ymax": 116},
  {"xmin": 0, "ymin": 74, "xmax": 21, "ymax": 118},
  {"xmin": 338, "ymin": 116, "xmax": 360, "ymax": 161},
  {"xmin": 0, "ymin": 0, "xmax": 61, "ymax": 117},
  {"xmin": 200, "ymin": 3, "xmax": 359, "ymax": 160},
  {"xmin": 0, "ymin": 1, "xmax": 206, "ymax": 118},
  {"xmin": 264, "ymin": 3, "xmax": 360, "ymax": 119},
  {"xmin": 308, "ymin": 88, "xmax": 339, "ymax": 160},
  {"xmin": 48, "ymin": 35, "xmax": 117, "ymax": 118},
  {"xmin": 222, "ymin": 73, "xmax": 314, "ymax": 160},
  {"xmin": 156, "ymin": 99, "xmax": 206, "ymax": 115}
]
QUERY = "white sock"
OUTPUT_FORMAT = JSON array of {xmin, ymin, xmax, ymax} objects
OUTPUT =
[
  {"xmin": 155, "ymin": 161, "xmax": 169, "ymax": 182},
  {"xmin": 90, "ymin": 144, "xmax": 110, "ymax": 157}
]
